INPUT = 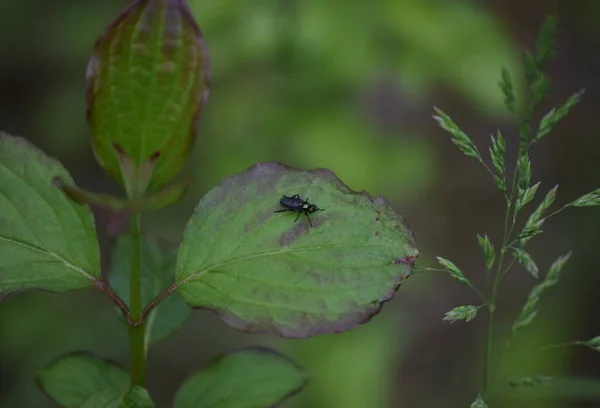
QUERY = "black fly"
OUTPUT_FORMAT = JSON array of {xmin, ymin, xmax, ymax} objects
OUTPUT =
[{"xmin": 274, "ymin": 194, "xmax": 324, "ymax": 227}]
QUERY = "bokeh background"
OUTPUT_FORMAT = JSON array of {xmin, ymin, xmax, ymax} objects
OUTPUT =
[{"xmin": 1, "ymin": 0, "xmax": 599, "ymax": 407}]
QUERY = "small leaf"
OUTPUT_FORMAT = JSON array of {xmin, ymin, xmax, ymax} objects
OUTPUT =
[
  {"xmin": 536, "ymin": 90, "xmax": 585, "ymax": 141},
  {"xmin": 443, "ymin": 305, "xmax": 480, "ymax": 323},
  {"xmin": 509, "ymin": 375, "xmax": 554, "ymax": 388},
  {"xmin": 80, "ymin": 386, "xmax": 155, "ymax": 408},
  {"xmin": 87, "ymin": 0, "xmax": 211, "ymax": 193},
  {"xmin": 436, "ymin": 257, "xmax": 469, "ymax": 285},
  {"xmin": 176, "ymin": 163, "xmax": 419, "ymax": 338},
  {"xmin": 584, "ymin": 336, "xmax": 600, "ymax": 352},
  {"xmin": 36, "ymin": 353, "xmax": 129, "ymax": 408},
  {"xmin": 0, "ymin": 133, "xmax": 101, "ymax": 299},
  {"xmin": 489, "ymin": 131, "xmax": 506, "ymax": 176},
  {"xmin": 533, "ymin": 15, "xmax": 557, "ymax": 70},
  {"xmin": 470, "ymin": 394, "xmax": 489, "ymax": 408},
  {"xmin": 516, "ymin": 182, "xmax": 541, "ymax": 214},
  {"xmin": 110, "ymin": 235, "xmax": 190, "ymax": 345},
  {"xmin": 569, "ymin": 188, "xmax": 600, "ymax": 207},
  {"xmin": 499, "ymin": 67, "xmax": 516, "ymax": 114},
  {"xmin": 519, "ymin": 185, "xmax": 558, "ymax": 246},
  {"xmin": 512, "ymin": 253, "xmax": 571, "ymax": 337},
  {"xmin": 433, "ymin": 108, "xmax": 481, "ymax": 160},
  {"xmin": 174, "ymin": 348, "xmax": 308, "ymax": 408},
  {"xmin": 513, "ymin": 248, "xmax": 540, "ymax": 279},
  {"xmin": 477, "ymin": 234, "xmax": 495, "ymax": 271}
]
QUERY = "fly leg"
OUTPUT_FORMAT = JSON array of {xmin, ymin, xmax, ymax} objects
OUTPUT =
[
  {"xmin": 294, "ymin": 211, "xmax": 302, "ymax": 222},
  {"xmin": 305, "ymin": 212, "xmax": 313, "ymax": 227},
  {"xmin": 274, "ymin": 209, "xmax": 289, "ymax": 213}
]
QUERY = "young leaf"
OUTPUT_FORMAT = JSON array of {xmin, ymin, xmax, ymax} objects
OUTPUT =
[
  {"xmin": 433, "ymin": 108, "xmax": 481, "ymax": 160},
  {"xmin": 569, "ymin": 188, "xmax": 600, "ymax": 207},
  {"xmin": 436, "ymin": 257, "xmax": 470, "ymax": 285},
  {"xmin": 176, "ymin": 163, "xmax": 419, "ymax": 338},
  {"xmin": 477, "ymin": 234, "xmax": 495, "ymax": 271},
  {"xmin": 513, "ymin": 248, "xmax": 539, "ymax": 279},
  {"xmin": 110, "ymin": 235, "xmax": 190, "ymax": 345},
  {"xmin": 509, "ymin": 376, "xmax": 553, "ymax": 388},
  {"xmin": 583, "ymin": 336, "xmax": 600, "ymax": 352},
  {"xmin": 533, "ymin": 15, "xmax": 557, "ymax": 70},
  {"xmin": 536, "ymin": 90, "xmax": 585, "ymax": 142},
  {"xmin": 516, "ymin": 182, "xmax": 540, "ymax": 214},
  {"xmin": 87, "ymin": 0, "xmax": 211, "ymax": 192},
  {"xmin": 174, "ymin": 348, "xmax": 308, "ymax": 408},
  {"xmin": 489, "ymin": 131, "xmax": 507, "ymax": 194},
  {"xmin": 519, "ymin": 185, "xmax": 558, "ymax": 246},
  {"xmin": 36, "ymin": 353, "xmax": 129, "ymax": 408},
  {"xmin": 511, "ymin": 253, "xmax": 571, "ymax": 337},
  {"xmin": 470, "ymin": 395, "xmax": 489, "ymax": 408},
  {"xmin": 499, "ymin": 67, "xmax": 516, "ymax": 114},
  {"xmin": 0, "ymin": 133, "xmax": 101, "ymax": 299},
  {"xmin": 443, "ymin": 305, "xmax": 480, "ymax": 323},
  {"xmin": 80, "ymin": 386, "xmax": 155, "ymax": 408}
]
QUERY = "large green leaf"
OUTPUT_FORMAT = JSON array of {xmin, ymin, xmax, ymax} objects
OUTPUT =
[
  {"xmin": 110, "ymin": 234, "xmax": 190, "ymax": 345},
  {"xmin": 86, "ymin": 0, "xmax": 210, "ymax": 193},
  {"xmin": 174, "ymin": 348, "xmax": 308, "ymax": 408},
  {"xmin": 0, "ymin": 133, "xmax": 100, "ymax": 299},
  {"xmin": 176, "ymin": 163, "xmax": 419, "ymax": 338},
  {"xmin": 80, "ymin": 386, "xmax": 156, "ymax": 408},
  {"xmin": 36, "ymin": 353, "xmax": 129, "ymax": 408}
]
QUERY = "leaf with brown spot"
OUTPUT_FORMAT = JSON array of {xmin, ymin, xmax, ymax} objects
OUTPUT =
[
  {"xmin": 86, "ymin": 0, "xmax": 210, "ymax": 194},
  {"xmin": 176, "ymin": 163, "xmax": 419, "ymax": 338}
]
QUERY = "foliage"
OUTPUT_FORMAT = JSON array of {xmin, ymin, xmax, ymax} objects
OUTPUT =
[
  {"xmin": 0, "ymin": 0, "xmax": 419, "ymax": 406},
  {"xmin": 430, "ymin": 15, "xmax": 599, "ymax": 405}
]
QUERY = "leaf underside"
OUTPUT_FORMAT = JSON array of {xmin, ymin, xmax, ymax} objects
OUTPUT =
[
  {"xmin": 174, "ymin": 347, "xmax": 308, "ymax": 408},
  {"xmin": 0, "ymin": 133, "xmax": 100, "ymax": 300},
  {"xmin": 176, "ymin": 162, "xmax": 419, "ymax": 338},
  {"xmin": 86, "ymin": 0, "xmax": 210, "ymax": 190}
]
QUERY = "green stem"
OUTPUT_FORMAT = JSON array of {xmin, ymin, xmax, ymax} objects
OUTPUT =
[{"xmin": 129, "ymin": 214, "xmax": 146, "ymax": 386}]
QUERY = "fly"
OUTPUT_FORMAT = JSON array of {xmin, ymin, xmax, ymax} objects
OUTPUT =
[{"xmin": 274, "ymin": 194, "xmax": 324, "ymax": 227}]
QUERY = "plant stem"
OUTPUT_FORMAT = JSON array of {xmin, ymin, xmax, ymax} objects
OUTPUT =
[{"xmin": 129, "ymin": 214, "xmax": 146, "ymax": 386}]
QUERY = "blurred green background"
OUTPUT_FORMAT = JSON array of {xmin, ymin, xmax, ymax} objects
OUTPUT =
[{"xmin": 1, "ymin": 0, "xmax": 599, "ymax": 407}]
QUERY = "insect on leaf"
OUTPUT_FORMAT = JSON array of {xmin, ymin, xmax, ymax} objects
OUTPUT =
[
  {"xmin": 0, "ymin": 133, "xmax": 101, "ymax": 300},
  {"xmin": 174, "ymin": 348, "xmax": 307, "ymax": 408},
  {"xmin": 176, "ymin": 163, "xmax": 419, "ymax": 338}
]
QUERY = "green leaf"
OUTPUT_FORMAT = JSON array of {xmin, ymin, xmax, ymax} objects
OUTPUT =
[
  {"xmin": 533, "ymin": 15, "xmax": 557, "ymax": 70},
  {"xmin": 511, "ymin": 253, "xmax": 571, "ymax": 338},
  {"xmin": 517, "ymin": 155, "xmax": 531, "ymax": 192},
  {"xmin": 36, "ymin": 353, "xmax": 129, "ymax": 408},
  {"xmin": 515, "ymin": 181, "xmax": 540, "ymax": 214},
  {"xmin": 433, "ymin": 108, "xmax": 481, "ymax": 160},
  {"xmin": 87, "ymin": 0, "xmax": 210, "ymax": 193},
  {"xmin": 513, "ymin": 248, "xmax": 539, "ymax": 279},
  {"xmin": 176, "ymin": 163, "xmax": 419, "ymax": 338},
  {"xmin": 436, "ymin": 257, "xmax": 469, "ymax": 285},
  {"xmin": 0, "ymin": 133, "xmax": 100, "ymax": 299},
  {"xmin": 80, "ymin": 386, "xmax": 155, "ymax": 408},
  {"xmin": 509, "ymin": 375, "xmax": 553, "ymax": 388},
  {"xmin": 489, "ymin": 131, "xmax": 506, "ymax": 194},
  {"xmin": 477, "ymin": 234, "xmax": 495, "ymax": 271},
  {"xmin": 499, "ymin": 67, "xmax": 516, "ymax": 114},
  {"xmin": 583, "ymin": 336, "xmax": 600, "ymax": 352},
  {"xmin": 470, "ymin": 394, "xmax": 488, "ymax": 408},
  {"xmin": 519, "ymin": 185, "xmax": 558, "ymax": 246},
  {"xmin": 110, "ymin": 235, "xmax": 190, "ymax": 345},
  {"xmin": 569, "ymin": 188, "xmax": 600, "ymax": 207},
  {"xmin": 536, "ymin": 90, "xmax": 585, "ymax": 142},
  {"xmin": 174, "ymin": 348, "xmax": 308, "ymax": 408},
  {"xmin": 443, "ymin": 305, "xmax": 480, "ymax": 323}
]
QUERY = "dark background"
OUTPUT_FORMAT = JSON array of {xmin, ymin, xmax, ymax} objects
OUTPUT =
[{"xmin": 1, "ymin": 0, "xmax": 599, "ymax": 407}]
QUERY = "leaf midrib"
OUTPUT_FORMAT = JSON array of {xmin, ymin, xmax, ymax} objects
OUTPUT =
[{"xmin": 0, "ymin": 235, "xmax": 96, "ymax": 281}]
